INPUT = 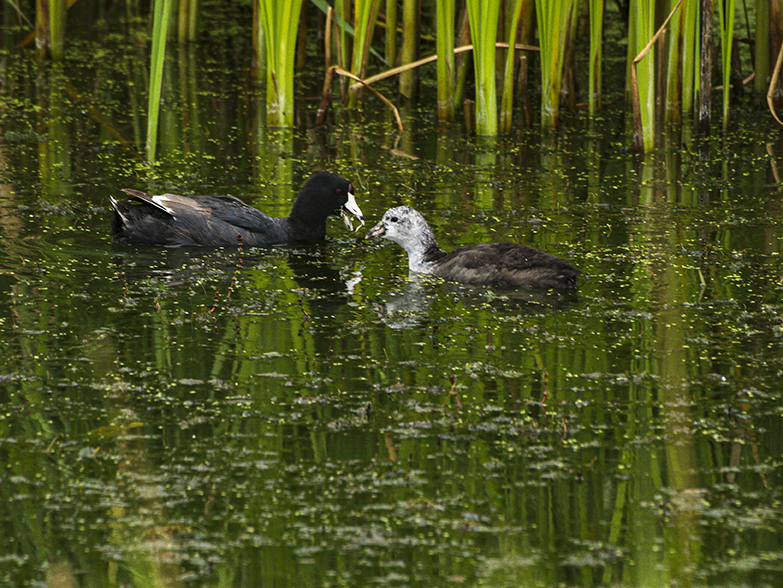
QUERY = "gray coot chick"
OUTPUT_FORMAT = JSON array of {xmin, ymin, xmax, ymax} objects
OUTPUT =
[
  {"xmin": 367, "ymin": 206, "xmax": 580, "ymax": 289},
  {"xmin": 111, "ymin": 172, "xmax": 363, "ymax": 247}
]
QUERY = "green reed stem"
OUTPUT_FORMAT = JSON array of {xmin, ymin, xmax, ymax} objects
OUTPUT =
[
  {"xmin": 146, "ymin": 0, "xmax": 171, "ymax": 161},
  {"xmin": 500, "ymin": 0, "xmax": 524, "ymax": 133},
  {"xmin": 717, "ymin": 0, "xmax": 736, "ymax": 130},
  {"xmin": 49, "ymin": 0, "xmax": 66, "ymax": 60},
  {"xmin": 588, "ymin": 0, "xmax": 604, "ymax": 115},
  {"xmin": 258, "ymin": 0, "xmax": 305, "ymax": 126},
  {"xmin": 633, "ymin": 0, "xmax": 655, "ymax": 151},
  {"xmin": 466, "ymin": 0, "xmax": 500, "ymax": 135},
  {"xmin": 335, "ymin": 0, "xmax": 347, "ymax": 101},
  {"xmin": 453, "ymin": 6, "xmax": 470, "ymax": 113},
  {"xmin": 664, "ymin": 0, "xmax": 682, "ymax": 122},
  {"xmin": 631, "ymin": 0, "xmax": 682, "ymax": 153},
  {"xmin": 385, "ymin": 0, "xmax": 397, "ymax": 65},
  {"xmin": 252, "ymin": 0, "xmax": 265, "ymax": 81},
  {"xmin": 755, "ymin": 0, "xmax": 769, "ymax": 94},
  {"xmin": 436, "ymin": 0, "xmax": 455, "ymax": 122},
  {"xmin": 664, "ymin": 0, "xmax": 697, "ymax": 121},
  {"xmin": 348, "ymin": 0, "xmax": 382, "ymax": 107},
  {"xmin": 680, "ymin": 0, "xmax": 699, "ymax": 114},
  {"xmin": 535, "ymin": 0, "xmax": 575, "ymax": 128},
  {"xmin": 177, "ymin": 0, "xmax": 198, "ymax": 41},
  {"xmin": 698, "ymin": 0, "xmax": 713, "ymax": 136},
  {"xmin": 399, "ymin": 0, "xmax": 417, "ymax": 97}
]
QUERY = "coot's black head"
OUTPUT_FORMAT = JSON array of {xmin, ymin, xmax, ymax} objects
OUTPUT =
[{"xmin": 289, "ymin": 172, "xmax": 363, "ymax": 230}]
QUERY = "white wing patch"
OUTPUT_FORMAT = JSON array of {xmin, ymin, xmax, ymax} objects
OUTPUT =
[{"xmin": 150, "ymin": 194, "xmax": 179, "ymax": 216}]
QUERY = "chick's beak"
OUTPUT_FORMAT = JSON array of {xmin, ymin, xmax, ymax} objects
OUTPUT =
[{"xmin": 366, "ymin": 220, "xmax": 386, "ymax": 239}]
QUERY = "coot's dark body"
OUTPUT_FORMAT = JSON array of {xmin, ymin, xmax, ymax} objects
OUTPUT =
[
  {"xmin": 367, "ymin": 206, "xmax": 580, "ymax": 290},
  {"xmin": 111, "ymin": 172, "xmax": 362, "ymax": 247}
]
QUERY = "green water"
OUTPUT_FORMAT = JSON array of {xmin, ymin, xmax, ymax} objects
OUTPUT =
[{"xmin": 3, "ymin": 7, "xmax": 783, "ymax": 588}]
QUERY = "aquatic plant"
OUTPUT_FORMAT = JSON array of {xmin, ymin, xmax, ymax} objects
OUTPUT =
[
  {"xmin": 399, "ymin": 0, "xmax": 418, "ymax": 97},
  {"xmin": 20, "ymin": 0, "xmax": 783, "ymax": 149},
  {"xmin": 717, "ymin": 0, "xmax": 737, "ymax": 131},
  {"xmin": 385, "ymin": 0, "xmax": 397, "ymax": 66},
  {"xmin": 664, "ymin": 0, "xmax": 699, "ymax": 123},
  {"xmin": 436, "ymin": 0, "xmax": 456, "ymax": 122},
  {"xmin": 755, "ymin": 0, "xmax": 770, "ymax": 95},
  {"xmin": 257, "ymin": 0, "xmax": 305, "ymax": 127},
  {"xmin": 347, "ymin": 0, "xmax": 383, "ymax": 108},
  {"xmin": 177, "ymin": 0, "xmax": 198, "ymax": 41},
  {"xmin": 588, "ymin": 0, "xmax": 604, "ymax": 115},
  {"xmin": 500, "ymin": 0, "xmax": 526, "ymax": 132},
  {"xmin": 534, "ymin": 0, "xmax": 576, "ymax": 128},
  {"xmin": 630, "ymin": 0, "xmax": 656, "ymax": 152},
  {"xmin": 146, "ymin": 0, "xmax": 171, "ymax": 161},
  {"xmin": 466, "ymin": 0, "xmax": 501, "ymax": 135},
  {"xmin": 48, "ymin": 0, "xmax": 66, "ymax": 60}
]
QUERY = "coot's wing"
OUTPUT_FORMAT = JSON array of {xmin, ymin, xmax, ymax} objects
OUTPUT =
[
  {"xmin": 121, "ymin": 189, "xmax": 188, "ymax": 216},
  {"xmin": 199, "ymin": 195, "xmax": 285, "ymax": 237},
  {"xmin": 499, "ymin": 244, "xmax": 580, "ymax": 288},
  {"xmin": 430, "ymin": 244, "xmax": 507, "ymax": 284}
]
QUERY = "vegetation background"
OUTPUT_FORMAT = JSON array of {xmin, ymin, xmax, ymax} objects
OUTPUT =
[{"xmin": 20, "ymin": 0, "xmax": 783, "ymax": 155}]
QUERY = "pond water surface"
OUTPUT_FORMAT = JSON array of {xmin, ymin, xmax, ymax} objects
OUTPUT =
[{"xmin": 3, "ymin": 6, "xmax": 783, "ymax": 588}]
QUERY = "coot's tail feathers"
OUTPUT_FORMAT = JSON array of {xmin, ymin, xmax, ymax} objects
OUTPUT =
[
  {"xmin": 109, "ymin": 197, "xmax": 127, "ymax": 225},
  {"xmin": 110, "ymin": 197, "xmax": 131, "ymax": 241}
]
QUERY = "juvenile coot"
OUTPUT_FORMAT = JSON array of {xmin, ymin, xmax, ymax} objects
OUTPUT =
[
  {"xmin": 366, "ymin": 206, "xmax": 580, "ymax": 289},
  {"xmin": 111, "ymin": 172, "xmax": 363, "ymax": 246}
]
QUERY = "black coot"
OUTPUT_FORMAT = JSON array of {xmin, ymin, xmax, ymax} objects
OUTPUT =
[{"xmin": 111, "ymin": 172, "xmax": 363, "ymax": 247}]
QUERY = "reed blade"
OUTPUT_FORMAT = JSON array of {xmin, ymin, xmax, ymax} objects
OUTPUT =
[
  {"xmin": 717, "ymin": 0, "xmax": 736, "ymax": 130},
  {"xmin": 466, "ymin": 0, "xmax": 500, "ymax": 135},
  {"xmin": 500, "ymin": 0, "xmax": 525, "ymax": 132},
  {"xmin": 588, "ymin": 0, "xmax": 604, "ymax": 115},
  {"xmin": 258, "ymin": 0, "xmax": 305, "ymax": 126},
  {"xmin": 535, "ymin": 0, "xmax": 575, "ymax": 128},
  {"xmin": 146, "ymin": 0, "xmax": 171, "ymax": 161},
  {"xmin": 436, "ymin": 0, "xmax": 455, "ymax": 122}
]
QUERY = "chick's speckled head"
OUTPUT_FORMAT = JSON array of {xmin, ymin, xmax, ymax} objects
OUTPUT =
[{"xmin": 366, "ymin": 206, "xmax": 436, "ymax": 252}]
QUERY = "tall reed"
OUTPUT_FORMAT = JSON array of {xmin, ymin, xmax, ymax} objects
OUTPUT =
[
  {"xmin": 399, "ymin": 0, "xmax": 417, "ymax": 97},
  {"xmin": 466, "ymin": 0, "xmax": 500, "ymax": 135},
  {"xmin": 332, "ymin": 0, "xmax": 348, "ymax": 98},
  {"xmin": 34, "ymin": 0, "xmax": 66, "ymax": 60},
  {"xmin": 755, "ymin": 0, "xmax": 770, "ymax": 95},
  {"xmin": 146, "ymin": 0, "xmax": 171, "ymax": 161},
  {"xmin": 698, "ymin": 0, "xmax": 713, "ymax": 135},
  {"xmin": 436, "ymin": 0, "xmax": 455, "ymax": 122},
  {"xmin": 49, "ymin": 0, "xmax": 66, "ymax": 60},
  {"xmin": 385, "ymin": 0, "xmax": 397, "ymax": 65},
  {"xmin": 348, "ymin": 0, "xmax": 382, "ymax": 108},
  {"xmin": 717, "ymin": 0, "xmax": 736, "ymax": 130},
  {"xmin": 119, "ymin": 0, "xmax": 783, "ymax": 146},
  {"xmin": 667, "ymin": 0, "xmax": 699, "ymax": 121},
  {"xmin": 257, "ymin": 0, "xmax": 305, "ymax": 127},
  {"xmin": 177, "ymin": 0, "xmax": 198, "ymax": 42},
  {"xmin": 500, "ymin": 0, "xmax": 525, "ymax": 132},
  {"xmin": 588, "ymin": 0, "xmax": 604, "ymax": 115},
  {"xmin": 534, "ymin": 0, "xmax": 575, "ymax": 128},
  {"xmin": 631, "ymin": 1, "xmax": 682, "ymax": 153},
  {"xmin": 630, "ymin": 0, "xmax": 655, "ymax": 152}
]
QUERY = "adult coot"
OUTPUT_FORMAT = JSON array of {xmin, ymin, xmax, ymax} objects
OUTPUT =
[
  {"xmin": 367, "ymin": 206, "xmax": 580, "ymax": 289},
  {"xmin": 111, "ymin": 172, "xmax": 363, "ymax": 246}
]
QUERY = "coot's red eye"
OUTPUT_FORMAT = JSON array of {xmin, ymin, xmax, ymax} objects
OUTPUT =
[{"xmin": 336, "ymin": 188, "xmax": 342, "ymax": 194}]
